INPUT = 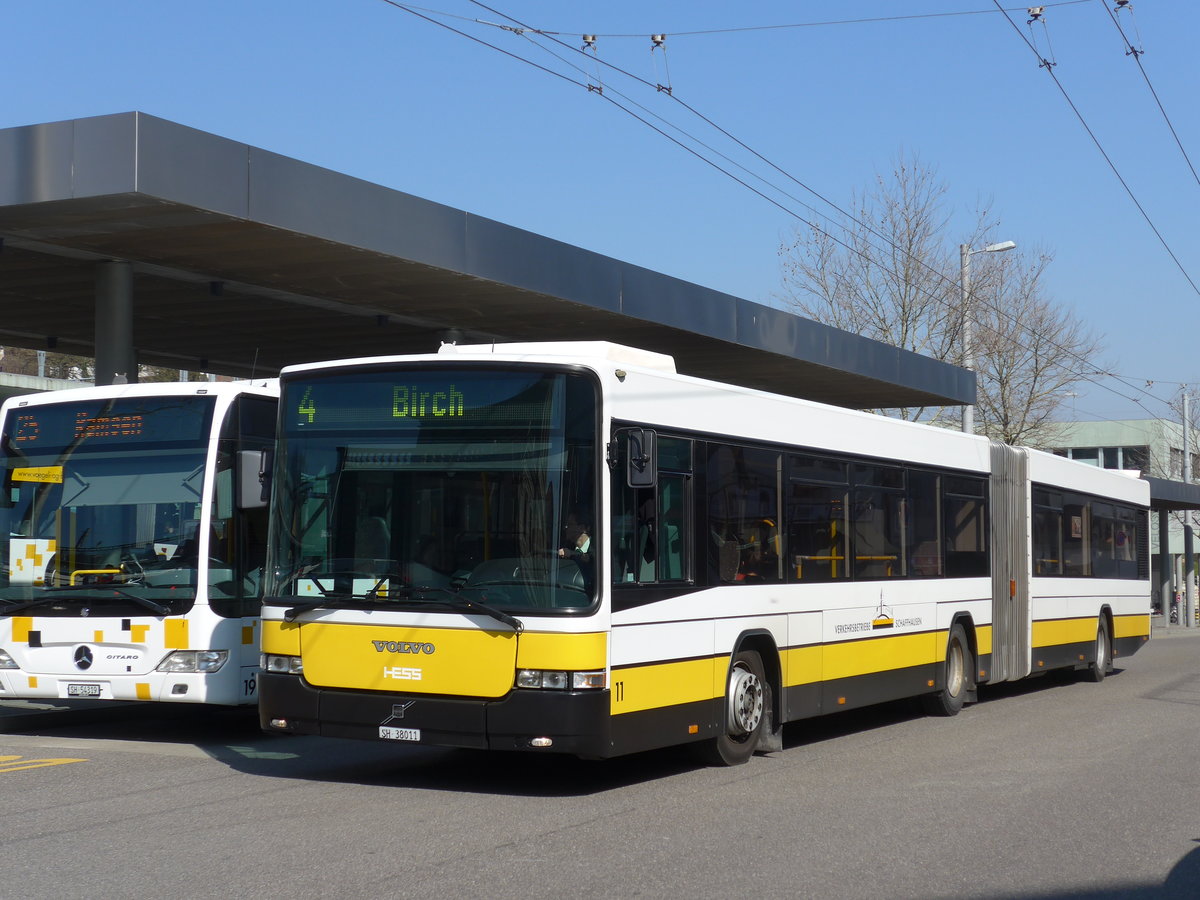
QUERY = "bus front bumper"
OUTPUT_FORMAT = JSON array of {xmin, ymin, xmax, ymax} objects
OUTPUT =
[{"xmin": 258, "ymin": 672, "xmax": 613, "ymax": 758}]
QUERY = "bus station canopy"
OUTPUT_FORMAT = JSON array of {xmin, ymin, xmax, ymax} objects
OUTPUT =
[{"xmin": 0, "ymin": 112, "xmax": 972, "ymax": 410}]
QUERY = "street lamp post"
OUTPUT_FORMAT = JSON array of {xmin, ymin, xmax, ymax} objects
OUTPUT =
[{"xmin": 961, "ymin": 240, "xmax": 1017, "ymax": 434}]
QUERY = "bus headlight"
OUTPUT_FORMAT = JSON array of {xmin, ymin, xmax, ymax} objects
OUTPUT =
[
  {"xmin": 516, "ymin": 668, "xmax": 606, "ymax": 690},
  {"xmin": 0, "ymin": 649, "xmax": 17, "ymax": 669},
  {"xmin": 156, "ymin": 650, "xmax": 229, "ymax": 674},
  {"xmin": 261, "ymin": 653, "xmax": 303, "ymax": 675}
]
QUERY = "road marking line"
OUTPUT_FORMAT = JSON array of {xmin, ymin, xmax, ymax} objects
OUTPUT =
[{"xmin": 0, "ymin": 754, "xmax": 88, "ymax": 772}]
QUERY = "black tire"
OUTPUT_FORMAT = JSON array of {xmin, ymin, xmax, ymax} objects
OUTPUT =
[
  {"xmin": 1085, "ymin": 615, "xmax": 1111, "ymax": 683},
  {"xmin": 922, "ymin": 623, "xmax": 973, "ymax": 717},
  {"xmin": 694, "ymin": 649, "xmax": 767, "ymax": 766}
]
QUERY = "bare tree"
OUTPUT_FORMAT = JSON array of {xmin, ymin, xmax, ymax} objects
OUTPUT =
[
  {"xmin": 0, "ymin": 347, "xmax": 212, "ymax": 383},
  {"xmin": 778, "ymin": 154, "xmax": 1104, "ymax": 446},
  {"xmin": 970, "ymin": 251, "xmax": 1105, "ymax": 445},
  {"xmin": 0, "ymin": 346, "xmax": 94, "ymax": 381}
]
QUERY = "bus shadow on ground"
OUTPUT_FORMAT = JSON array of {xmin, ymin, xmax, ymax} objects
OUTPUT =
[
  {"xmin": 2, "ymin": 667, "xmax": 1124, "ymax": 798},
  {"xmin": 7, "ymin": 702, "xmax": 704, "ymax": 796},
  {"xmin": 200, "ymin": 666, "xmax": 1126, "ymax": 795},
  {"xmin": 777, "ymin": 665, "xmax": 1126, "ymax": 752}
]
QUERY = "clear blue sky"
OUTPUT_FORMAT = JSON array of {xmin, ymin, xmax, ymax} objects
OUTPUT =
[{"xmin": 5, "ymin": 1, "xmax": 1197, "ymax": 421}]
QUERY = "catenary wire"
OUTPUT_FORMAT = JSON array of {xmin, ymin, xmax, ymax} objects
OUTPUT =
[
  {"xmin": 990, "ymin": 0, "xmax": 1200, "ymax": 300},
  {"xmin": 394, "ymin": 0, "xmax": 1173, "ymax": 416},
  {"xmin": 1096, "ymin": 0, "xmax": 1200, "ymax": 190},
  {"xmin": 464, "ymin": 0, "xmax": 1173, "ymax": 414},
  {"xmin": 379, "ymin": 0, "xmax": 1175, "ymax": 416},
  {"xmin": 461, "ymin": 1, "xmax": 1094, "ymax": 38}
]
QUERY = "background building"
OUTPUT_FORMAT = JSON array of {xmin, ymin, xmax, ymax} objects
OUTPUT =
[{"xmin": 1044, "ymin": 419, "xmax": 1198, "ymax": 614}]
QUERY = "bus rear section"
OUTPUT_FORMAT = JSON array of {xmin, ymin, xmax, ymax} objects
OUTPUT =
[{"xmin": 0, "ymin": 381, "xmax": 277, "ymax": 705}]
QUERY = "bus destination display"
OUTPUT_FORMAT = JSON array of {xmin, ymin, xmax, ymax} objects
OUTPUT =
[
  {"xmin": 288, "ymin": 371, "xmax": 564, "ymax": 431},
  {"xmin": 5, "ymin": 397, "xmax": 215, "ymax": 454}
]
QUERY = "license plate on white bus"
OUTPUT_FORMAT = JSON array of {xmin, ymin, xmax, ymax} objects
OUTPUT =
[
  {"xmin": 67, "ymin": 684, "xmax": 102, "ymax": 697},
  {"xmin": 379, "ymin": 726, "xmax": 421, "ymax": 742}
]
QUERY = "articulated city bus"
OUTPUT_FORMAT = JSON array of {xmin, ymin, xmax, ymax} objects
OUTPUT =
[
  {"xmin": 259, "ymin": 342, "xmax": 1149, "ymax": 763},
  {"xmin": 0, "ymin": 379, "xmax": 278, "ymax": 705}
]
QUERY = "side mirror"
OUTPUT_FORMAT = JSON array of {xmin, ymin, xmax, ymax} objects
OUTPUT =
[
  {"xmin": 237, "ymin": 450, "xmax": 269, "ymax": 510},
  {"xmin": 627, "ymin": 428, "xmax": 657, "ymax": 488}
]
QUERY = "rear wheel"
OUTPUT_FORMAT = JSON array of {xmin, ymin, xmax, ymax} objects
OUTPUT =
[
  {"xmin": 694, "ymin": 649, "xmax": 767, "ymax": 766},
  {"xmin": 922, "ymin": 624, "xmax": 973, "ymax": 717},
  {"xmin": 1085, "ymin": 615, "xmax": 1111, "ymax": 683}
]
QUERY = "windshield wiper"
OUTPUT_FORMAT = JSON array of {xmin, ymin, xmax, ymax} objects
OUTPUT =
[
  {"xmin": 416, "ymin": 588, "xmax": 524, "ymax": 633},
  {"xmin": 0, "ymin": 595, "xmax": 66, "ymax": 615},
  {"xmin": 281, "ymin": 569, "xmax": 398, "ymax": 621},
  {"xmin": 108, "ymin": 589, "xmax": 170, "ymax": 616},
  {"xmin": 282, "ymin": 591, "xmax": 356, "ymax": 622},
  {"xmin": 1, "ymin": 588, "xmax": 169, "ymax": 617},
  {"xmin": 282, "ymin": 582, "xmax": 523, "ymax": 633}
]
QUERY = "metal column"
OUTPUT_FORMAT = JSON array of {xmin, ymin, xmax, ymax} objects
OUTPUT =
[
  {"xmin": 1186, "ymin": 525, "xmax": 1196, "ymax": 628},
  {"xmin": 1159, "ymin": 508, "xmax": 1172, "ymax": 626},
  {"xmin": 1186, "ymin": 394, "xmax": 1195, "ymax": 627},
  {"xmin": 95, "ymin": 260, "xmax": 136, "ymax": 385}
]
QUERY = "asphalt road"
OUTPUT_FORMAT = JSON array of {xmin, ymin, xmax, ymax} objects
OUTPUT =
[{"xmin": 2, "ymin": 628, "xmax": 1198, "ymax": 899}]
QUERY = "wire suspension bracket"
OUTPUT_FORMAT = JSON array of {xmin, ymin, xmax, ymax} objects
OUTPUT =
[
  {"xmin": 1025, "ymin": 7, "xmax": 1057, "ymax": 68},
  {"xmin": 651, "ymin": 33, "xmax": 673, "ymax": 95}
]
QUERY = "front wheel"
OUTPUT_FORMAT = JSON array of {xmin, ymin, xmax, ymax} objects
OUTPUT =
[
  {"xmin": 694, "ymin": 649, "xmax": 767, "ymax": 766},
  {"xmin": 1084, "ymin": 615, "xmax": 1111, "ymax": 683},
  {"xmin": 922, "ymin": 624, "xmax": 973, "ymax": 717}
]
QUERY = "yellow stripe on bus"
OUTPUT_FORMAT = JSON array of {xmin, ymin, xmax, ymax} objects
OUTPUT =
[
  {"xmin": 1113, "ymin": 613, "xmax": 1150, "ymax": 639},
  {"xmin": 1032, "ymin": 617, "xmax": 1099, "ymax": 648},
  {"xmin": 822, "ymin": 631, "xmax": 939, "ymax": 681},
  {"xmin": 516, "ymin": 632, "xmax": 606, "ymax": 670},
  {"xmin": 262, "ymin": 620, "xmax": 301, "ymax": 656},
  {"xmin": 781, "ymin": 644, "xmax": 823, "ymax": 686},
  {"xmin": 616, "ymin": 628, "xmax": 954, "ymax": 716},
  {"xmin": 611, "ymin": 657, "xmax": 718, "ymax": 715},
  {"xmin": 976, "ymin": 625, "xmax": 994, "ymax": 656},
  {"xmin": 12, "ymin": 617, "xmax": 32, "ymax": 643}
]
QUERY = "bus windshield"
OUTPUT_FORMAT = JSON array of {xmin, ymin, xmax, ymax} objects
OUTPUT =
[
  {"xmin": 269, "ymin": 366, "xmax": 598, "ymax": 612},
  {"xmin": 0, "ymin": 395, "xmax": 216, "ymax": 616}
]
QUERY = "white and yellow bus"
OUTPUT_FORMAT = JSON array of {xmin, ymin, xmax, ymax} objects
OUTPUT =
[
  {"xmin": 259, "ymin": 342, "xmax": 1149, "ymax": 763},
  {"xmin": 0, "ymin": 379, "xmax": 277, "ymax": 705}
]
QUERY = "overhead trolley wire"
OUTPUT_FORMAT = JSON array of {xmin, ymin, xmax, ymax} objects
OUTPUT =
[
  {"xmin": 1097, "ymin": 0, "xmax": 1200, "ymax": 191},
  {"xmin": 393, "ymin": 0, "xmax": 1173, "ymax": 416},
  {"xmin": 453, "ymin": 1, "xmax": 1095, "ymax": 38},
  {"xmin": 990, "ymin": 0, "xmax": 1200, "ymax": 301},
  {"xmin": 459, "ymin": 0, "xmax": 1174, "ymax": 415},
  {"xmin": 378, "ymin": 0, "xmax": 1176, "ymax": 416}
]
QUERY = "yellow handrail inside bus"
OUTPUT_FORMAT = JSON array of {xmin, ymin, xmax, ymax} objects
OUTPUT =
[{"xmin": 70, "ymin": 568, "xmax": 122, "ymax": 585}]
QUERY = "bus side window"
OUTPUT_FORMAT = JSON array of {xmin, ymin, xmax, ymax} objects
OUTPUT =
[{"xmin": 611, "ymin": 433, "xmax": 691, "ymax": 585}]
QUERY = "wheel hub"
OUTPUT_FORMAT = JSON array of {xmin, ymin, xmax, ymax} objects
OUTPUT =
[{"xmin": 727, "ymin": 664, "xmax": 764, "ymax": 737}]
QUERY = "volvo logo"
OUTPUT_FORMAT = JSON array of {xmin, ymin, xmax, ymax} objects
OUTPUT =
[
  {"xmin": 371, "ymin": 640, "xmax": 435, "ymax": 655},
  {"xmin": 73, "ymin": 646, "xmax": 94, "ymax": 671}
]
